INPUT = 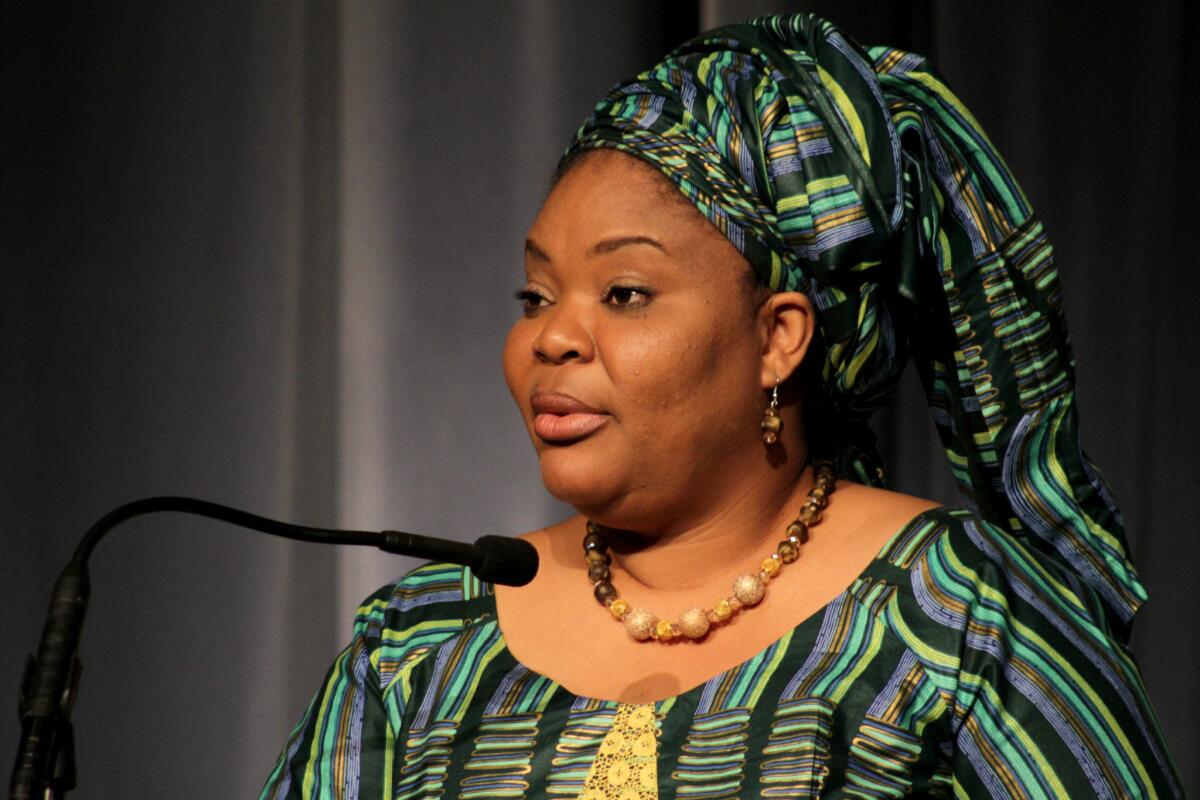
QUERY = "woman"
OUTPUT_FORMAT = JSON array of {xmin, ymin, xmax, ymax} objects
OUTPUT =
[{"xmin": 261, "ymin": 13, "xmax": 1182, "ymax": 798}]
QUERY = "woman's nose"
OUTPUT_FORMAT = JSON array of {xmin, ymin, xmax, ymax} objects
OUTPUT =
[{"xmin": 532, "ymin": 305, "xmax": 594, "ymax": 365}]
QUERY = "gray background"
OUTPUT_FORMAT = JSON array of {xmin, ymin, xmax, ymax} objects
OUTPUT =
[{"xmin": 4, "ymin": 2, "xmax": 1196, "ymax": 796}]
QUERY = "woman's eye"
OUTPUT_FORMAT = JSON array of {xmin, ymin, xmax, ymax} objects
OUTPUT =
[
  {"xmin": 604, "ymin": 285, "xmax": 653, "ymax": 307},
  {"xmin": 512, "ymin": 287, "xmax": 549, "ymax": 311}
]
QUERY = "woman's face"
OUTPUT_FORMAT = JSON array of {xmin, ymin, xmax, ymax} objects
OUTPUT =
[{"xmin": 503, "ymin": 149, "xmax": 770, "ymax": 528}]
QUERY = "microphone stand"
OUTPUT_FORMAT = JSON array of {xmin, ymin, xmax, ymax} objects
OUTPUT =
[{"xmin": 8, "ymin": 496, "xmax": 538, "ymax": 799}]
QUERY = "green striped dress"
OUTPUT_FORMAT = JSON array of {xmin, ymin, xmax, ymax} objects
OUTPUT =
[{"xmin": 259, "ymin": 505, "xmax": 1182, "ymax": 798}]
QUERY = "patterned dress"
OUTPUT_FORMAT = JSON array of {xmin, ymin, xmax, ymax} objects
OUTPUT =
[{"xmin": 259, "ymin": 505, "xmax": 1182, "ymax": 798}]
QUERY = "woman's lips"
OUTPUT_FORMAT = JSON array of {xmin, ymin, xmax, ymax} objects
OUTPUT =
[
  {"xmin": 530, "ymin": 391, "xmax": 609, "ymax": 442},
  {"xmin": 533, "ymin": 412, "xmax": 609, "ymax": 441}
]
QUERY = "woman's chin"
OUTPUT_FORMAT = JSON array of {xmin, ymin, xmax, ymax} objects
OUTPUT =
[{"xmin": 537, "ymin": 450, "xmax": 623, "ymax": 510}]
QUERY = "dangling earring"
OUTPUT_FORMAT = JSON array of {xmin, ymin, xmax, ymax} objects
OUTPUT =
[{"xmin": 761, "ymin": 376, "xmax": 782, "ymax": 445}]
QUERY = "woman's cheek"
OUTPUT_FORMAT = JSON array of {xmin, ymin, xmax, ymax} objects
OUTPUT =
[
  {"xmin": 605, "ymin": 326, "xmax": 695, "ymax": 405},
  {"xmin": 501, "ymin": 321, "xmax": 534, "ymax": 410}
]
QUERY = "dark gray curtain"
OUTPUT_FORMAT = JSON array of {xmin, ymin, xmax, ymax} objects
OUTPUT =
[{"xmin": 4, "ymin": 2, "xmax": 1194, "ymax": 796}]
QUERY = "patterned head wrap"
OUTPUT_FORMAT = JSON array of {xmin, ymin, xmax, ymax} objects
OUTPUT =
[{"xmin": 561, "ymin": 13, "xmax": 1146, "ymax": 631}]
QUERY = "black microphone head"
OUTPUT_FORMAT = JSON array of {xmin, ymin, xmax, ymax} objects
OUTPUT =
[{"xmin": 472, "ymin": 535, "xmax": 539, "ymax": 587}]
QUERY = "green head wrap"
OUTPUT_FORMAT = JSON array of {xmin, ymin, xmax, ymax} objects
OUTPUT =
[{"xmin": 561, "ymin": 13, "xmax": 1146, "ymax": 631}]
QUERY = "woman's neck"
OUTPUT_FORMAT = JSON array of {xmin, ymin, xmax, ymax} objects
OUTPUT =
[{"xmin": 599, "ymin": 450, "xmax": 817, "ymax": 598}]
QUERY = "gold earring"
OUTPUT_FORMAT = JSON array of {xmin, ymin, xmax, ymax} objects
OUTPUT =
[{"xmin": 761, "ymin": 376, "xmax": 782, "ymax": 445}]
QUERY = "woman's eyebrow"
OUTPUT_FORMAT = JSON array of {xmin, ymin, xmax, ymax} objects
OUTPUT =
[
  {"xmin": 589, "ymin": 235, "xmax": 667, "ymax": 256},
  {"xmin": 524, "ymin": 238, "xmax": 552, "ymax": 263},
  {"xmin": 524, "ymin": 235, "xmax": 668, "ymax": 263}
]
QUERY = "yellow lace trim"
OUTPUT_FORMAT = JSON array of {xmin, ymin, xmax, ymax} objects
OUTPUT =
[{"xmin": 578, "ymin": 702, "xmax": 659, "ymax": 800}]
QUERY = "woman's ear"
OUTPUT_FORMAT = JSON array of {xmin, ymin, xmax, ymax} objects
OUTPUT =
[{"xmin": 757, "ymin": 291, "xmax": 816, "ymax": 390}]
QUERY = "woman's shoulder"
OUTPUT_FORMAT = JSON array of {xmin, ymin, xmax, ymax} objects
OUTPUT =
[
  {"xmin": 868, "ymin": 500, "xmax": 1125, "ymax": 659},
  {"xmin": 349, "ymin": 560, "xmax": 495, "ymax": 675},
  {"xmin": 866, "ymin": 497, "xmax": 1056, "ymax": 595}
]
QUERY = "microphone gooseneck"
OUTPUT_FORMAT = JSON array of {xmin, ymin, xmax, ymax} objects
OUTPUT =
[{"xmin": 9, "ymin": 496, "xmax": 538, "ymax": 799}]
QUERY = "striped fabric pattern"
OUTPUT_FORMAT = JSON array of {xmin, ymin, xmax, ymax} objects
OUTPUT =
[
  {"xmin": 562, "ymin": 11, "xmax": 1150, "ymax": 672},
  {"xmin": 259, "ymin": 509, "xmax": 1181, "ymax": 797},
  {"xmin": 259, "ymin": 11, "xmax": 1182, "ymax": 797}
]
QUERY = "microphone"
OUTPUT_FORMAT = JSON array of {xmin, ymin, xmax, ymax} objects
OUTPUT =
[
  {"xmin": 9, "ymin": 497, "xmax": 539, "ymax": 799},
  {"xmin": 379, "ymin": 530, "xmax": 539, "ymax": 586}
]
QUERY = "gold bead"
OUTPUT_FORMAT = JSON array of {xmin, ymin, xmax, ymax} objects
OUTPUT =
[
  {"xmin": 624, "ymin": 607, "xmax": 656, "ymax": 641},
  {"xmin": 713, "ymin": 598, "xmax": 733, "ymax": 621},
  {"xmin": 761, "ymin": 556, "xmax": 781, "ymax": 576},
  {"xmin": 777, "ymin": 539, "xmax": 799, "ymax": 563},
  {"xmin": 732, "ymin": 573, "xmax": 765, "ymax": 606},
  {"xmin": 678, "ymin": 607, "xmax": 710, "ymax": 639},
  {"xmin": 654, "ymin": 619, "xmax": 675, "ymax": 641},
  {"xmin": 760, "ymin": 413, "xmax": 782, "ymax": 433},
  {"xmin": 609, "ymin": 598, "xmax": 629, "ymax": 619}
]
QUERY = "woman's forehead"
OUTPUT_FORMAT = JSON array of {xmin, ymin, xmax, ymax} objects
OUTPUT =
[{"xmin": 530, "ymin": 149, "xmax": 729, "ymax": 256}]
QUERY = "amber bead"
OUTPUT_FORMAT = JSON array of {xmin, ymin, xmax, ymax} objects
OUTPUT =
[
  {"xmin": 761, "ymin": 410, "xmax": 782, "ymax": 445},
  {"xmin": 587, "ymin": 562, "xmax": 611, "ymax": 582},
  {"xmin": 585, "ymin": 549, "xmax": 611, "ymax": 565},
  {"xmin": 786, "ymin": 520, "xmax": 809, "ymax": 544},
  {"xmin": 799, "ymin": 503, "xmax": 821, "ymax": 524},
  {"xmin": 713, "ymin": 598, "xmax": 733, "ymax": 621},
  {"xmin": 777, "ymin": 539, "xmax": 799, "ymax": 563},
  {"xmin": 593, "ymin": 580, "xmax": 617, "ymax": 605},
  {"xmin": 583, "ymin": 531, "xmax": 607, "ymax": 553}
]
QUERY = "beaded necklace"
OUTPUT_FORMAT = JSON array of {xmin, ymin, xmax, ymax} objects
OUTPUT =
[{"xmin": 583, "ymin": 461, "xmax": 836, "ymax": 641}]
